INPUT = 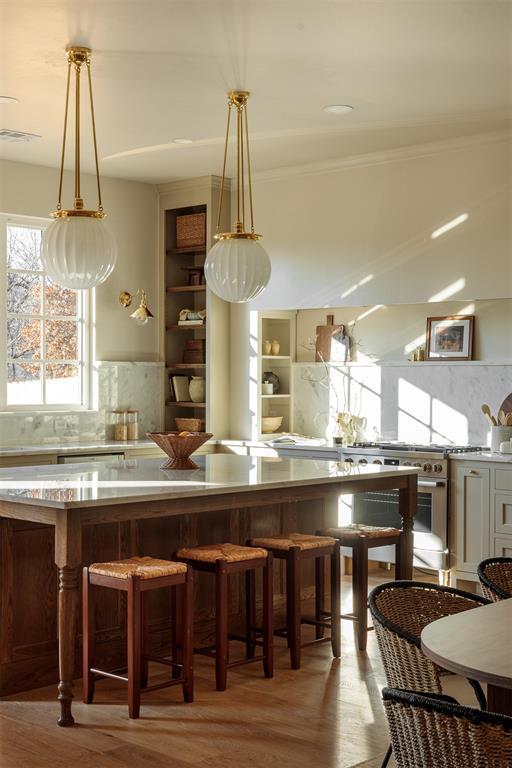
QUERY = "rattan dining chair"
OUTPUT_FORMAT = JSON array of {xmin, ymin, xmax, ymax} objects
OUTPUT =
[
  {"xmin": 369, "ymin": 581, "xmax": 489, "ymax": 768},
  {"xmin": 382, "ymin": 687, "xmax": 512, "ymax": 768},
  {"xmin": 477, "ymin": 557, "xmax": 512, "ymax": 601}
]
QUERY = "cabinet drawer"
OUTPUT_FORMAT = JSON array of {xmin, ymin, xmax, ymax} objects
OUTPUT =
[
  {"xmin": 494, "ymin": 468, "xmax": 512, "ymax": 491},
  {"xmin": 494, "ymin": 494, "xmax": 512, "ymax": 535},
  {"xmin": 493, "ymin": 536, "xmax": 512, "ymax": 558}
]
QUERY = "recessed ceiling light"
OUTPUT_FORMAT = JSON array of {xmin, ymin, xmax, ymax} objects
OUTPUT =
[
  {"xmin": 323, "ymin": 104, "xmax": 354, "ymax": 115},
  {"xmin": 0, "ymin": 96, "xmax": 19, "ymax": 105},
  {"xmin": 172, "ymin": 138, "xmax": 193, "ymax": 144}
]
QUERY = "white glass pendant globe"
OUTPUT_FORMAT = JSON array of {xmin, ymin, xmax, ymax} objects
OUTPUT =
[
  {"xmin": 42, "ymin": 215, "xmax": 117, "ymax": 290},
  {"xmin": 204, "ymin": 237, "xmax": 271, "ymax": 303}
]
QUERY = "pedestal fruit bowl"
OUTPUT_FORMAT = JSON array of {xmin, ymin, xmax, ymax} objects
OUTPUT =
[{"xmin": 147, "ymin": 431, "xmax": 213, "ymax": 469}]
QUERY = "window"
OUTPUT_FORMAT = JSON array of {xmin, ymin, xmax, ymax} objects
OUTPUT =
[{"xmin": 0, "ymin": 215, "xmax": 90, "ymax": 409}]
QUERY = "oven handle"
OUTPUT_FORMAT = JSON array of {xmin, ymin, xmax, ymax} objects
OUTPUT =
[{"xmin": 418, "ymin": 480, "xmax": 446, "ymax": 488}]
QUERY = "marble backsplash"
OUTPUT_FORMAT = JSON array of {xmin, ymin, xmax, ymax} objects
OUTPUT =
[
  {"xmin": 0, "ymin": 362, "xmax": 164, "ymax": 446},
  {"xmin": 293, "ymin": 363, "xmax": 512, "ymax": 447}
]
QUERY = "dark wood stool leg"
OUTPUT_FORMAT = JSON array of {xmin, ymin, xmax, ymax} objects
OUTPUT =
[
  {"xmin": 315, "ymin": 554, "xmax": 325, "ymax": 639},
  {"xmin": 215, "ymin": 561, "xmax": 229, "ymax": 691},
  {"xmin": 245, "ymin": 568, "xmax": 256, "ymax": 659},
  {"xmin": 140, "ymin": 592, "xmax": 148, "ymax": 689},
  {"xmin": 262, "ymin": 554, "xmax": 274, "ymax": 678},
  {"xmin": 82, "ymin": 568, "xmax": 95, "ymax": 704},
  {"xmin": 353, "ymin": 541, "xmax": 369, "ymax": 652},
  {"xmin": 171, "ymin": 585, "xmax": 182, "ymax": 679},
  {"xmin": 330, "ymin": 544, "xmax": 341, "ymax": 658},
  {"xmin": 286, "ymin": 546, "xmax": 302, "ymax": 670},
  {"xmin": 127, "ymin": 575, "xmax": 141, "ymax": 718},
  {"xmin": 182, "ymin": 568, "xmax": 194, "ymax": 703}
]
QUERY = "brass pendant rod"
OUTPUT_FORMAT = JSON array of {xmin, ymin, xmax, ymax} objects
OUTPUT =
[
  {"xmin": 239, "ymin": 101, "xmax": 245, "ymax": 230},
  {"xmin": 74, "ymin": 60, "xmax": 81, "ymax": 205},
  {"xmin": 236, "ymin": 100, "xmax": 242, "ymax": 226},
  {"xmin": 56, "ymin": 60, "xmax": 72, "ymax": 211},
  {"xmin": 86, "ymin": 59, "xmax": 103, "ymax": 212},
  {"xmin": 216, "ymin": 99, "xmax": 232, "ymax": 233},
  {"xmin": 244, "ymin": 103, "xmax": 255, "ymax": 234}
]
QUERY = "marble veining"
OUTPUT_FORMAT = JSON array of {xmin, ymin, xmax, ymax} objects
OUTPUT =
[
  {"xmin": 293, "ymin": 363, "xmax": 512, "ymax": 447},
  {"xmin": 0, "ymin": 454, "xmax": 418, "ymax": 509},
  {"xmin": 0, "ymin": 362, "xmax": 164, "ymax": 447}
]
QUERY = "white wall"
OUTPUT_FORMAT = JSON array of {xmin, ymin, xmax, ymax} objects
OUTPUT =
[
  {"xmin": 0, "ymin": 159, "xmax": 159, "ymax": 361},
  {"xmin": 249, "ymin": 134, "xmax": 512, "ymax": 310}
]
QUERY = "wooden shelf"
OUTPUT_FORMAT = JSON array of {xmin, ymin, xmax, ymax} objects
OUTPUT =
[
  {"xmin": 261, "ymin": 355, "xmax": 291, "ymax": 360},
  {"xmin": 167, "ymin": 362, "xmax": 206, "ymax": 369},
  {"xmin": 166, "ymin": 246, "xmax": 206, "ymax": 256},
  {"xmin": 166, "ymin": 324, "xmax": 206, "ymax": 332},
  {"xmin": 261, "ymin": 394, "xmax": 291, "ymax": 399},
  {"xmin": 166, "ymin": 401, "xmax": 206, "ymax": 408},
  {"xmin": 166, "ymin": 285, "xmax": 206, "ymax": 294}
]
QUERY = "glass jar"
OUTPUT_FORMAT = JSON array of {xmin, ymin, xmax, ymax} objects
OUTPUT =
[
  {"xmin": 113, "ymin": 409, "xmax": 128, "ymax": 441},
  {"xmin": 127, "ymin": 409, "xmax": 139, "ymax": 441}
]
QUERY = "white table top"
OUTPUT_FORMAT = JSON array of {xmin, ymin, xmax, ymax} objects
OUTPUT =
[
  {"xmin": 0, "ymin": 454, "xmax": 418, "ymax": 510},
  {"xmin": 421, "ymin": 599, "xmax": 512, "ymax": 689}
]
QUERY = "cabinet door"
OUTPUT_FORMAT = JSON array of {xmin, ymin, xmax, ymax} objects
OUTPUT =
[
  {"xmin": 455, "ymin": 465, "xmax": 490, "ymax": 574},
  {"xmin": 494, "ymin": 494, "xmax": 512, "ymax": 536}
]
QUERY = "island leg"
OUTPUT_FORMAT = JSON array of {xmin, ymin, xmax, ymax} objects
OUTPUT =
[
  {"xmin": 397, "ymin": 475, "xmax": 417, "ymax": 580},
  {"xmin": 55, "ymin": 512, "xmax": 82, "ymax": 727}
]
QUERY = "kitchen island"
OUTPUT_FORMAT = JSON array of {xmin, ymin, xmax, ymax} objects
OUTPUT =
[{"xmin": 0, "ymin": 454, "xmax": 418, "ymax": 726}]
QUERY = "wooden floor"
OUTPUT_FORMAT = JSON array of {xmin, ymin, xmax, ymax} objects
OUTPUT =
[{"xmin": 0, "ymin": 571, "xmax": 409, "ymax": 768}]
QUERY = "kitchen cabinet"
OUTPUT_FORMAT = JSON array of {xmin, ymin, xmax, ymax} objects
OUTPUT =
[
  {"xmin": 452, "ymin": 460, "xmax": 512, "ymax": 582},
  {"xmin": 453, "ymin": 463, "xmax": 490, "ymax": 578}
]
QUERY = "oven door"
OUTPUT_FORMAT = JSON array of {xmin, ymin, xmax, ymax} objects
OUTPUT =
[{"xmin": 348, "ymin": 479, "xmax": 448, "ymax": 570}]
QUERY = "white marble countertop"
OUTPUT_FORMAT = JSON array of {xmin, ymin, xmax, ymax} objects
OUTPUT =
[
  {"xmin": 450, "ymin": 451, "xmax": 512, "ymax": 463},
  {"xmin": 0, "ymin": 439, "xmax": 166, "ymax": 457},
  {"xmin": 0, "ymin": 454, "xmax": 418, "ymax": 509}
]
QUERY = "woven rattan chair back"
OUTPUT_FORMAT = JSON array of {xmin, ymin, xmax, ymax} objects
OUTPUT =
[
  {"xmin": 478, "ymin": 557, "xmax": 512, "ymax": 602},
  {"xmin": 368, "ymin": 581, "xmax": 488, "ymax": 695},
  {"xmin": 382, "ymin": 688, "xmax": 512, "ymax": 768}
]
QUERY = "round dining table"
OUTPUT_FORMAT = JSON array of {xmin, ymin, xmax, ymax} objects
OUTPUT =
[{"xmin": 421, "ymin": 598, "xmax": 512, "ymax": 715}]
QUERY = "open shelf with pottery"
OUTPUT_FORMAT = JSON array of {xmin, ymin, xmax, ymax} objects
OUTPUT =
[
  {"xmin": 159, "ymin": 177, "xmax": 232, "ymax": 437},
  {"xmin": 258, "ymin": 312, "xmax": 296, "ymax": 439}
]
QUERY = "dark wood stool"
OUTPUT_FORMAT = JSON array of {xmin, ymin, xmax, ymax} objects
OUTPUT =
[
  {"xmin": 322, "ymin": 524, "xmax": 402, "ymax": 652},
  {"xmin": 249, "ymin": 533, "xmax": 341, "ymax": 670},
  {"xmin": 83, "ymin": 556, "xmax": 194, "ymax": 719},
  {"xmin": 176, "ymin": 543, "xmax": 273, "ymax": 691}
]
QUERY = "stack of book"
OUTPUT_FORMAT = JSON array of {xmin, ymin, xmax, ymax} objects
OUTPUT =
[{"xmin": 168, "ymin": 375, "xmax": 191, "ymax": 402}]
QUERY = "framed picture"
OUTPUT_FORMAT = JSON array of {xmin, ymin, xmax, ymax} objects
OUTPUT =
[{"xmin": 426, "ymin": 315, "xmax": 475, "ymax": 361}]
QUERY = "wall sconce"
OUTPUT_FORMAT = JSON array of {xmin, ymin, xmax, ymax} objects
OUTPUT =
[{"xmin": 119, "ymin": 289, "xmax": 154, "ymax": 326}]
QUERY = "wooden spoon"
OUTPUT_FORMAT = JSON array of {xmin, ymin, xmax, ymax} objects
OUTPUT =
[
  {"xmin": 506, "ymin": 412, "xmax": 512, "ymax": 427},
  {"xmin": 481, "ymin": 404, "xmax": 497, "ymax": 426},
  {"xmin": 499, "ymin": 409, "xmax": 507, "ymax": 426}
]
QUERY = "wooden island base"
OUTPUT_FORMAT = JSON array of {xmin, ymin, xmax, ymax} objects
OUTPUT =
[{"xmin": 0, "ymin": 499, "xmax": 329, "ymax": 699}]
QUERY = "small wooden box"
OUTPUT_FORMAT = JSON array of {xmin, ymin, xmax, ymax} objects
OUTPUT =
[{"xmin": 176, "ymin": 213, "xmax": 206, "ymax": 249}]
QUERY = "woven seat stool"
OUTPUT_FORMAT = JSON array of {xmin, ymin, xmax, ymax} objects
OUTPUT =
[
  {"xmin": 83, "ymin": 556, "xmax": 193, "ymax": 719},
  {"xmin": 321, "ymin": 524, "xmax": 402, "ymax": 652},
  {"xmin": 176, "ymin": 543, "xmax": 273, "ymax": 691},
  {"xmin": 249, "ymin": 533, "xmax": 340, "ymax": 670},
  {"xmin": 477, "ymin": 556, "xmax": 512, "ymax": 601}
]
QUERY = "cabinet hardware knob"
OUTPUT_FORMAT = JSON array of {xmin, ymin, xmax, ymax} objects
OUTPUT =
[{"xmin": 469, "ymin": 470, "xmax": 479, "ymax": 475}]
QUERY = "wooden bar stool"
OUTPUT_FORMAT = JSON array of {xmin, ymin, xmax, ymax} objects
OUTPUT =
[
  {"xmin": 321, "ymin": 524, "xmax": 402, "ymax": 652},
  {"xmin": 176, "ymin": 543, "xmax": 273, "ymax": 691},
  {"xmin": 249, "ymin": 533, "xmax": 341, "ymax": 670},
  {"xmin": 83, "ymin": 556, "xmax": 193, "ymax": 719}
]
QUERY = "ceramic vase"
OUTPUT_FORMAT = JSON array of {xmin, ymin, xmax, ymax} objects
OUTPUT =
[
  {"xmin": 271, "ymin": 339, "xmax": 280, "ymax": 355},
  {"xmin": 262, "ymin": 339, "xmax": 272, "ymax": 355},
  {"xmin": 189, "ymin": 376, "xmax": 206, "ymax": 403}
]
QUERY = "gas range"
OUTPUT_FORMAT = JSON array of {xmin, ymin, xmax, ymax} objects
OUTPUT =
[{"xmin": 338, "ymin": 442, "xmax": 483, "ymax": 478}]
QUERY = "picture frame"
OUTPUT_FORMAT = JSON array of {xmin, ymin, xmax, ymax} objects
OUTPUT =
[{"xmin": 425, "ymin": 315, "xmax": 475, "ymax": 361}]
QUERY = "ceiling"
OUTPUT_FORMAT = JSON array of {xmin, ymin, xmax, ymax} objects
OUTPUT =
[{"xmin": 0, "ymin": 0, "xmax": 511, "ymax": 184}]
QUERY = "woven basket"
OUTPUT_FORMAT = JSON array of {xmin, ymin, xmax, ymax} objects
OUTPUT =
[
  {"xmin": 176, "ymin": 213, "xmax": 206, "ymax": 249},
  {"xmin": 175, "ymin": 417, "xmax": 205, "ymax": 432}
]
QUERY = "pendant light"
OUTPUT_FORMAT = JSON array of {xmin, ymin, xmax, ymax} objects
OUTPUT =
[
  {"xmin": 204, "ymin": 91, "xmax": 270, "ymax": 303},
  {"xmin": 42, "ymin": 47, "xmax": 117, "ymax": 290}
]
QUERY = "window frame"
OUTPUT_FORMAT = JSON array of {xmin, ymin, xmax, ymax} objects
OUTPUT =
[{"xmin": 0, "ymin": 212, "xmax": 92, "ymax": 412}]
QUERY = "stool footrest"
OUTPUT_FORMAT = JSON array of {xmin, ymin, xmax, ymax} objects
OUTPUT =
[
  {"xmin": 144, "ymin": 653, "xmax": 182, "ymax": 670},
  {"xmin": 90, "ymin": 667, "xmax": 129, "ymax": 683},
  {"xmin": 142, "ymin": 678, "xmax": 185, "ymax": 694}
]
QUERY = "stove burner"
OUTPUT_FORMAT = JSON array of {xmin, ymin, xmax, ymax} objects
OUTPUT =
[{"xmin": 351, "ymin": 442, "xmax": 483, "ymax": 455}]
